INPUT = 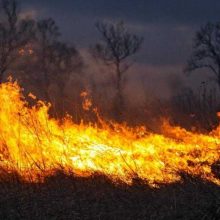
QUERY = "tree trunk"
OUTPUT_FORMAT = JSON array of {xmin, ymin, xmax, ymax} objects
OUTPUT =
[
  {"xmin": 115, "ymin": 62, "xmax": 124, "ymax": 122},
  {"xmin": 43, "ymin": 71, "xmax": 50, "ymax": 102},
  {"xmin": 218, "ymin": 70, "xmax": 220, "ymax": 90},
  {"xmin": 41, "ymin": 42, "xmax": 51, "ymax": 102},
  {"xmin": 0, "ymin": 68, "xmax": 5, "ymax": 84}
]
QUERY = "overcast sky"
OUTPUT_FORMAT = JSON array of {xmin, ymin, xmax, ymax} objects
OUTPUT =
[{"xmin": 21, "ymin": 0, "xmax": 220, "ymax": 98}]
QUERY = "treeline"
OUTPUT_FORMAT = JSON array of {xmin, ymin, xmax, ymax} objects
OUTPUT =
[
  {"xmin": 1, "ymin": 0, "xmax": 220, "ymax": 130},
  {"xmin": 0, "ymin": 0, "xmax": 85, "ymax": 117},
  {"xmin": 0, "ymin": 0, "xmax": 144, "ymax": 122}
]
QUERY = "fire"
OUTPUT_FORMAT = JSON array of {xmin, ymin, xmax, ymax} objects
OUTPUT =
[
  {"xmin": 0, "ymin": 81, "xmax": 220, "ymax": 187},
  {"xmin": 80, "ymin": 91, "xmax": 92, "ymax": 111}
]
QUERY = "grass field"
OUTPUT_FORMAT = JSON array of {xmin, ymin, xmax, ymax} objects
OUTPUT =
[{"xmin": 0, "ymin": 171, "xmax": 220, "ymax": 220}]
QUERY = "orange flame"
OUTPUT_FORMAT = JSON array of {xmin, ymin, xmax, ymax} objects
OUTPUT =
[
  {"xmin": 80, "ymin": 91, "xmax": 92, "ymax": 111},
  {"xmin": 0, "ymin": 81, "xmax": 220, "ymax": 187}
]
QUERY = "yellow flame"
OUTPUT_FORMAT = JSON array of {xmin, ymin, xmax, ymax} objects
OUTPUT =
[{"xmin": 0, "ymin": 81, "xmax": 220, "ymax": 187}]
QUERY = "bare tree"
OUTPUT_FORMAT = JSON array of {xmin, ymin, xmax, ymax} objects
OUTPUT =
[
  {"xmin": 186, "ymin": 22, "xmax": 220, "ymax": 88},
  {"xmin": 48, "ymin": 41, "xmax": 84, "ymax": 116},
  {"xmin": 0, "ymin": 0, "xmax": 35, "ymax": 82},
  {"xmin": 93, "ymin": 21, "xmax": 143, "ymax": 121},
  {"xmin": 36, "ymin": 18, "xmax": 60, "ymax": 100},
  {"xmin": 48, "ymin": 41, "xmax": 83, "ymax": 93},
  {"xmin": 36, "ymin": 19, "xmax": 84, "ymax": 103}
]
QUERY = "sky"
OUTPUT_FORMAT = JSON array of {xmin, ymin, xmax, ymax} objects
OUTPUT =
[{"xmin": 21, "ymin": 0, "xmax": 220, "ymax": 98}]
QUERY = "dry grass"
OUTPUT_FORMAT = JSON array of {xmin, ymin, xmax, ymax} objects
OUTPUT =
[{"xmin": 0, "ymin": 170, "xmax": 219, "ymax": 220}]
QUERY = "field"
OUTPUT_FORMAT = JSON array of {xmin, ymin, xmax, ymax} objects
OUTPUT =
[
  {"xmin": 0, "ymin": 171, "xmax": 220, "ymax": 219},
  {"xmin": 0, "ymin": 82, "xmax": 220, "ymax": 219}
]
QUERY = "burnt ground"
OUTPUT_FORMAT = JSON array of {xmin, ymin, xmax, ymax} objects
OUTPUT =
[{"xmin": 0, "ymin": 171, "xmax": 220, "ymax": 220}]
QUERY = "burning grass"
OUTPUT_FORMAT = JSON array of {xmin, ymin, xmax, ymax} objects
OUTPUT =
[
  {"xmin": 0, "ymin": 80, "xmax": 220, "ymax": 219},
  {"xmin": 0, "ymin": 80, "xmax": 220, "ymax": 187}
]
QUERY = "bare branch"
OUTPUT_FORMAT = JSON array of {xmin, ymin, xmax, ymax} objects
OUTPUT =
[
  {"xmin": 92, "ymin": 21, "xmax": 143, "ymax": 121},
  {"xmin": 186, "ymin": 22, "xmax": 220, "ymax": 87}
]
